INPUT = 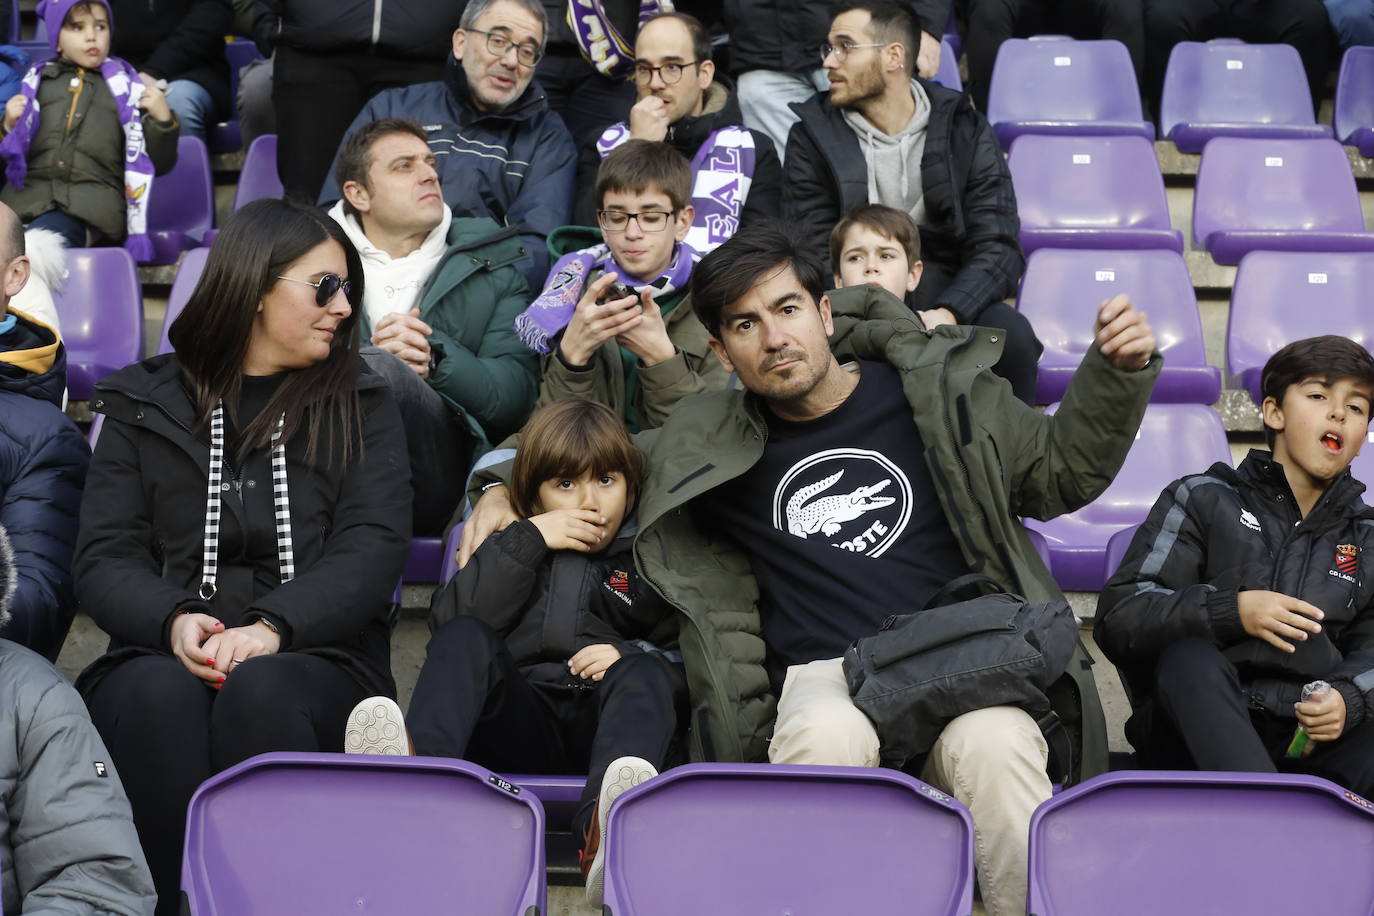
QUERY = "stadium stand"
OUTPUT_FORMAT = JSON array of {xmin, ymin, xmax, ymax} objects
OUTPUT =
[
  {"xmin": 1335, "ymin": 46, "xmax": 1374, "ymax": 159},
  {"xmin": 157, "ymin": 246, "xmax": 209, "ymax": 355},
  {"xmin": 55, "ymin": 247, "xmax": 142, "ymax": 400},
  {"xmin": 146, "ymin": 136, "xmax": 214, "ymax": 266},
  {"xmin": 1160, "ymin": 41, "xmax": 1333, "ymax": 153},
  {"xmin": 1017, "ymin": 248, "xmax": 1217, "ymax": 404},
  {"xmin": 986, "ymin": 38, "xmax": 1152, "ymax": 148},
  {"xmin": 233, "ymin": 134, "xmax": 284, "ymax": 212},
  {"xmin": 1008, "ymin": 135, "xmax": 1183, "ymax": 254}
]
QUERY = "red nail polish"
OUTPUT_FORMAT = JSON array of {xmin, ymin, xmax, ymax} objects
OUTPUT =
[
  {"xmin": 213, "ymin": 684, "xmax": 221, "ymax": 691},
  {"xmin": 218, "ymin": 676, "xmax": 226, "ymax": 683},
  {"xmin": 206, "ymin": 658, "xmax": 215, "ymax": 665}
]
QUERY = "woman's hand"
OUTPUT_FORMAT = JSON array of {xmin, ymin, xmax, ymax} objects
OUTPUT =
[
  {"xmin": 170, "ymin": 612, "xmax": 225, "ymax": 685},
  {"xmin": 201, "ymin": 620, "xmax": 282, "ymax": 683}
]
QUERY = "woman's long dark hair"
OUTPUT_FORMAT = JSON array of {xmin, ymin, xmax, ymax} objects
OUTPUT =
[{"xmin": 168, "ymin": 198, "xmax": 366, "ymax": 466}]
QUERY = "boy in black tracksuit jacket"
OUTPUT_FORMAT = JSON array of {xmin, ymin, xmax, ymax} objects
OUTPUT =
[{"xmin": 1097, "ymin": 336, "xmax": 1374, "ymax": 794}]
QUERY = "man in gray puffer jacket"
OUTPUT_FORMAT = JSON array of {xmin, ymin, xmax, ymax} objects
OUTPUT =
[{"xmin": 0, "ymin": 525, "xmax": 156, "ymax": 915}]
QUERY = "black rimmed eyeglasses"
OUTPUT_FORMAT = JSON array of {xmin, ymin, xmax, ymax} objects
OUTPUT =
[
  {"xmin": 276, "ymin": 273, "xmax": 352, "ymax": 306},
  {"xmin": 632, "ymin": 60, "xmax": 701, "ymax": 85},
  {"xmin": 466, "ymin": 27, "xmax": 544, "ymax": 67}
]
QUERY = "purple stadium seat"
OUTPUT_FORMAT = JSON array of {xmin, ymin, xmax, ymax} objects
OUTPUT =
[
  {"xmin": 1160, "ymin": 42, "xmax": 1333, "ymax": 153},
  {"xmin": 933, "ymin": 38, "xmax": 961, "ymax": 91},
  {"xmin": 147, "ymin": 136, "xmax": 213, "ymax": 265},
  {"xmin": 1192, "ymin": 137, "xmax": 1374, "ymax": 266},
  {"xmin": 233, "ymin": 134, "xmax": 283, "ymax": 210},
  {"xmin": 405, "ymin": 536, "xmax": 444, "ymax": 583},
  {"xmin": 208, "ymin": 39, "xmax": 263, "ymax": 153},
  {"xmin": 87, "ymin": 412, "xmax": 104, "ymax": 448},
  {"xmin": 55, "ymin": 248, "xmax": 142, "ymax": 400},
  {"xmin": 180, "ymin": 751, "xmax": 545, "ymax": 915},
  {"xmin": 1017, "ymin": 248, "xmax": 1218, "ymax": 404},
  {"xmin": 942, "ymin": 5, "xmax": 960, "ymax": 60},
  {"xmin": 158, "ymin": 247, "xmax": 211, "ymax": 355},
  {"xmin": 437, "ymin": 523, "xmax": 466, "ymax": 584},
  {"xmin": 986, "ymin": 38, "xmax": 1152, "ymax": 148},
  {"xmin": 1102, "ymin": 524, "xmax": 1140, "ymax": 587},
  {"xmin": 1024, "ymin": 525, "xmax": 1051, "ymax": 569},
  {"xmin": 1226, "ymin": 251, "xmax": 1374, "ymax": 403},
  {"xmin": 508, "ymin": 774, "xmax": 585, "ymax": 806},
  {"xmin": 601, "ymin": 763, "xmax": 974, "ymax": 916},
  {"xmin": 1008, "ymin": 135, "xmax": 1182, "ymax": 255},
  {"xmin": 1023, "ymin": 404, "xmax": 1230, "ymax": 591},
  {"xmin": 1335, "ymin": 46, "xmax": 1374, "ymax": 159},
  {"xmin": 1028, "ymin": 771, "xmax": 1374, "ymax": 915}
]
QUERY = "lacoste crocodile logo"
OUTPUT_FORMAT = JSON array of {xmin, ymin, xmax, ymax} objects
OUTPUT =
[{"xmin": 786, "ymin": 470, "xmax": 896, "ymax": 538}]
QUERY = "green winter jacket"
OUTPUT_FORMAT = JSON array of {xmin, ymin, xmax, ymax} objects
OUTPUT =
[
  {"xmin": 480, "ymin": 283, "xmax": 1161, "ymax": 780},
  {"xmin": 0, "ymin": 58, "xmax": 179, "ymax": 240},
  {"xmin": 364, "ymin": 218, "xmax": 539, "ymax": 448}
]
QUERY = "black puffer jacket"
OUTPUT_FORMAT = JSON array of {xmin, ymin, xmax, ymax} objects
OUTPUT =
[
  {"xmin": 258, "ymin": 0, "xmax": 461, "ymax": 58},
  {"xmin": 722, "ymin": 0, "xmax": 950, "ymax": 73},
  {"xmin": 782, "ymin": 79, "xmax": 1024, "ymax": 324},
  {"xmin": 74, "ymin": 354, "xmax": 411, "ymax": 699},
  {"xmin": 572, "ymin": 81, "xmax": 782, "ymax": 229},
  {"xmin": 109, "ymin": 0, "xmax": 233, "ymax": 115},
  {"xmin": 429, "ymin": 518, "xmax": 677, "ymax": 687},
  {"xmin": 1098, "ymin": 452, "xmax": 1374, "ymax": 743},
  {"xmin": 0, "ymin": 311, "xmax": 89, "ymax": 660}
]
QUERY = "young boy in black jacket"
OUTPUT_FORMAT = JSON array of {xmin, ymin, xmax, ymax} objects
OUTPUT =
[
  {"xmin": 1097, "ymin": 336, "xmax": 1374, "ymax": 794},
  {"xmin": 345, "ymin": 398, "xmax": 683, "ymax": 906}
]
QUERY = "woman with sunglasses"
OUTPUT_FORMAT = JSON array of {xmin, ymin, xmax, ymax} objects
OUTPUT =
[{"xmin": 73, "ymin": 198, "xmax": 411, "ymax": 913}]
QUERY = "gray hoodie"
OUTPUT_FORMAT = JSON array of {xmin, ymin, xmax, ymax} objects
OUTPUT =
[{"xmin": 842, "ymin": 80, "xmax": 932, "ymax": 225}]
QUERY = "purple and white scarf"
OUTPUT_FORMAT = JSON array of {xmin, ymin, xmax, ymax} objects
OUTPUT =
[
  {"xmin": 567, "ymin": 0, "xmax": 673, "ymax": 80},
  {"xmin": 514, "ymin": 240, "xmax": 699, "ymax": 354},
  {"xmin": 0, "ymin": 57, "xmax": 156, "ymax": 260},
  {"xmin": 597, "ymin": 124, "xmax": 756, "ymax": 255}
]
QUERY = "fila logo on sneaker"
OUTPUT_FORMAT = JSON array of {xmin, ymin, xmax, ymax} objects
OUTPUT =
[{"xmin": 1240, "ymin": 510, "xmax": 1262, "ymax": 532}]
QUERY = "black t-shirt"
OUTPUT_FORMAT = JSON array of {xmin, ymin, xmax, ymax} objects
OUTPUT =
[{"xmin": 698, "ymin": 360, "xmax": 969, "ymax": 687}]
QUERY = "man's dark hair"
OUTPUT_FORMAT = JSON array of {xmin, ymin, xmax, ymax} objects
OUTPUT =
[
  {"xmin": 692, "ymin": 221, "xmax": 827, "ymax": 339},
  {"xmin": 639, "ymin": 11, "xmax": 713, "ymax": 65},
  {"xmin": 334, "ymin": 118, "xmax": 431, "ymax": 219},
  {"xmin": 596, "ymin": 140, "xmax": 693, "ymax": 212},
  {"xmin": 1260, "ymin": 335, "xmax": 1374, "ymax": 447},
  {"xmin": 841, "ymin": 2, "xmax": 921, "ymax": 76},
  {"xmin": 829, "ymin": 203, "xmax": 921, "ymax": 272},
  {"xmin": 2, "ymin": 207, "xmax": 23, "ymax": 263}
]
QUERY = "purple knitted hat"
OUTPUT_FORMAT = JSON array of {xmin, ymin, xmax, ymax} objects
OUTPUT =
[{"xmin": 37, "ymin": 0, "xmax": 113, "ymax": 53}]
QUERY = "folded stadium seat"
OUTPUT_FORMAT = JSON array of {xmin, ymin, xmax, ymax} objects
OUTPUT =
[
  {"xmin": 208, "ymin": 39, "xmax": 263, "ymax": 154},
  {"xmin": 933, "ymin": 38, "xmax": 962, "ymax": 91},
  {"xmin": 601, "ymin": 763, "xmax": 974, "ymax": 916},
  {"xmin": 1008, "ymin": 135, "xmax": 1183, "ymax": 255},
  {"xmin": 1160, "ymin": 41, "xmax": 1333, "ymax": 153},
  {"xmin": 1023, "ymin": 404, "xmax": 1231, "ymax": 591},
  {"xmin": 146, "ymin": 135, "xmax": 213, "ymax": 265},
  {"xmin": 1192, "ymin": 137, "xmax": 1374, "ymax": 266},
  {"xmin": 157, "ymin": 246, "xmax": 210, "ymax": 355},
  {"xmin": 1028, "ymin": 771, "xmax": 1374, "ymax": 916},
  {"xmin": 404, "ymin": 536, "xmax": 445, "ymax": 584},
  {"xmin": 180, "ymin": 751, "xmax": 546, "ymax": 915},
  {"xmin": 1101, "ymin": 523, "xmax": 1140, "ymax": 589},
  {"xmin": 55, "ymin": 248, "xmax": 142, "ymax": 400},
  {"xmin": 986, "ymin": 38, "xmax": 1153, "ymax": 149},
  {"xmin": 1335, "ymin": 46, "xmax": 1374, "ymax": 159},
  {"xmin": 233, "ymin": 134, "xmax": 283, "ymax": 211},
  {"xmin": 1017, "ymin": 248, "xmax": 1217, "ymax": 404},
  {"xmin": 1225, "ymin": 250, "xmax": 1374, "ymax": 403}
]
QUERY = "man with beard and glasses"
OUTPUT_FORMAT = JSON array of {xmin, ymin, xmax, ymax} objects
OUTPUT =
[
  {"xmin": 319, "ymin": 0, "xmax": 576, "ymax": 290},
  {"xmin": 572, "ymin": 11, "xmax": 781, "ymax": 254},
  {"xmin": 782, "ymin": 1, "xmax": 1041, "ymax": 405}
]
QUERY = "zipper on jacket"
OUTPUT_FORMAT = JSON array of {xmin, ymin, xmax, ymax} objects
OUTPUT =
[{"xmin": 370, "ymin": 0, "xmax": 383, "ymax": 46}]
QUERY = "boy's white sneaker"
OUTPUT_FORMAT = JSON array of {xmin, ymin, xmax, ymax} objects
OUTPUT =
[
  {"xmin": 343, "ymin": 696, "xmax": 409, "ymax": 756},
  {"xmin": 582, "ymin": 756, "xmax": 658, "ymax": 906}
]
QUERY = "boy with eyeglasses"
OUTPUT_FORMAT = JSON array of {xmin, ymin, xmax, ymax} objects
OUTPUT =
[
  {"xmin": 516, "ymin": 139, "xmax": 727, "ymax": 432},
  {"xmin": 572, "ymin": 12, "xmax": 781, "ymax": 253}
]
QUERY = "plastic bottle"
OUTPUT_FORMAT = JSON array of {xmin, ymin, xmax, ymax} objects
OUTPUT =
[{"xmin": 1285, "ymin": 680, "xmax": 1331, "ymax": 758}]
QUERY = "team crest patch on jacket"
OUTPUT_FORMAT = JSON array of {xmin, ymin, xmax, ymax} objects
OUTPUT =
[
  {"xmin": 1336, "ymin": 543, "xmax": 1359, "ymax": 577},
  {"xmin": 604, "ymin": 570, "xmax": 632, "ymax": 605}
]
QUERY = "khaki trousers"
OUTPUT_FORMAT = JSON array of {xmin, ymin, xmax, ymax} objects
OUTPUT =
[{"xmin": 768, "ymin": 658, "xmax": 1050, "ymax": 916}]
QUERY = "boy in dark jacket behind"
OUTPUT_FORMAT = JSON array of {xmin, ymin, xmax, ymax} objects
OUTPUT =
[
  {"xmin": 346, "ymin": 398, "xmax": 683, "ymax": 907},
  {"xmin": 1098, "ymin": 336, "xmax": 1374, "ymax": 795}
]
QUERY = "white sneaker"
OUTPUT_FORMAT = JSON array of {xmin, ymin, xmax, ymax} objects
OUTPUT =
[
  {"xmin": 583, "ymin": 756, "xmax": 657, "ymax": 906},
  {"xmin": 344, "ymin": 696, "xmax": 408, "ymax": 756}
]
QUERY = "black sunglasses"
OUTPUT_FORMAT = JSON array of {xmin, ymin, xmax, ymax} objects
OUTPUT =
[{"xmin": 276, "ymin": 273, "xmax": 352, "ymax": 307}]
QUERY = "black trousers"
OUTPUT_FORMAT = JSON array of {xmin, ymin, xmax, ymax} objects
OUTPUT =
[
  {"xmin": 534, "ymin": 51, "xmax": 638, "ymax": 150},
  {"xmin": 1144, "ymin": 638, "xmax": 1374, "ymax": 796},
  {"xmin": 272, "ymin": 46, "xmax": 444, "ymax": 203},
  {"xmin": 86, "ymin": 653, "xmax": 368, "ymax": 916},
  {"xmin": 1143, "ymin": 0, "xmax": 1334, "ymax": 114},
  {"xmin": 407, "ymin": 616, "xmax": 687, "ymax": 839},
  {"xmin": 963, "ymin": 0, "xmax": 1147, "ymax": 112}
]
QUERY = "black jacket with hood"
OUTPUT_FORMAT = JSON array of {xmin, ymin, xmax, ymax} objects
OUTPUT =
[
  {"xmin": 1097, "ymin": 452, "xmax": 1374, "ymax": 750},
  {"xmin": 782, "ymin": 78, "xmax": 1024, "ymax": 325},
  {"xmin": 73, "ymin": 354, "xmax": 411, "ymax": 699},
  {"xmin": 723, "ymin": 0, "xmax": 950, "ymax": 74}
]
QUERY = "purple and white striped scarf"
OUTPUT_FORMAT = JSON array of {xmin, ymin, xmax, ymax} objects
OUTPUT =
[
  {"xmin": 597, "ymin": 124, "xmax": 756, "ymax": 255},
  {"xmin": 567, "ymin": 0, "xmax": 672, "ymax": 80},
  {"xmin": 0, "ymin": 57, "xmax": 156, "ymax": 260},
  {"xmin": 514, "ymin": 240, "xmax": 700, "ymax": 354}
]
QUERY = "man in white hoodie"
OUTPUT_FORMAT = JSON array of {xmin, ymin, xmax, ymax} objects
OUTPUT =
[{"xmin": 330, "ymin": 117, "xmax": 539, "ymax": 534}]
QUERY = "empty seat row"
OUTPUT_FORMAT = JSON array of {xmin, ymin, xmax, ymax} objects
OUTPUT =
[{"xmin": 180, "ymin": 752, "xmax": 1374, "ymax": 916}]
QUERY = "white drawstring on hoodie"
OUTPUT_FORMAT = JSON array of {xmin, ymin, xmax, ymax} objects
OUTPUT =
[{"xmin": 327, "ymin": 200, "xmax": 453, "ymax": 332}]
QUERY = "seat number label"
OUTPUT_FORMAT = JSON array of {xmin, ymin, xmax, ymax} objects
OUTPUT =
[
  {"xmin": 1308, "ymin": 272, "xmax": 1328, "ymax": 284},
  {"xmin": 1095, "ymin": 270, "xmax": 1116, "ymax": 282},
  {"xmin": 1264, "ymin": 157, "xmax": 1284, "ymax": 167},
  {"xmin": 1054, "ymin": 56, "xmax": 1071, "ymax": 66},
  {"xmin": 1227, "ymin": 59, "xmax": 1243, "ymax": 70}
]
